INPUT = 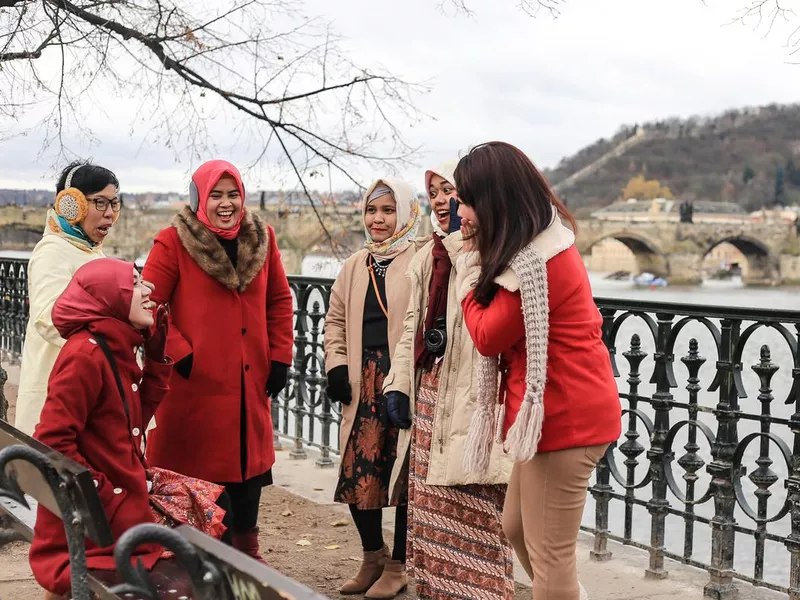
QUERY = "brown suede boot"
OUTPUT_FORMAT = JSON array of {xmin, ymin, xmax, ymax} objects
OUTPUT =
[
  {"xmin": 232, "ymin": 527, "xmax": 267, "ymax": 564},
  {"xmin": 339, "ymin": 545, "xmax": 390, "ymax": 594},
  {"xmin": 365, "ymin": 559, "xmax": 407, "ymax": 599}
]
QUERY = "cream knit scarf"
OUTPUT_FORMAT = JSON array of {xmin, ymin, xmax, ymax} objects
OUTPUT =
[
  {"xmin": 457, "ymin": 207, "xmax": 576, "ymax": 473},
  {"xmin": 461, "ymin": 241, "xmax": 549, "ymax": 473}
]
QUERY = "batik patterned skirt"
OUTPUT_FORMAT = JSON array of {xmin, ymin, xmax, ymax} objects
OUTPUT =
[
  {"xmin": 407, "ymin": 362, "xmax": 515, "ymax": 600},
  {"xmin": 334, "ymin": 347, "xmax": 407, "ymax": 509}
]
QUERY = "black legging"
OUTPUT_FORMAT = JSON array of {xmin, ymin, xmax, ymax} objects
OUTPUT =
[
  {"xmin": 349, "ymin": 504, "xmax": 408, "ymax": 563},
  {"xmin": 223, "ymin": 479, "xmax": 263, "ymax": 532},
  {"xmin": 215, "ymin": 490, "xmax": 235, "ymax": 545}
]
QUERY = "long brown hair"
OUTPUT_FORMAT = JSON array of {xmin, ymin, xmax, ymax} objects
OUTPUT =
[{"xmin": 454, "ymin": 141, "xmax": 576, "ymax": 306}]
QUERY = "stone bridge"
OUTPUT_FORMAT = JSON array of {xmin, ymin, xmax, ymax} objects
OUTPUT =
[
  {"xmin": 575, "ymin": 219, "xmax": 800, "ymax": 285},
  {"xmin": 2, "ymin": 210, "xmax": 799, "ymax": 285}
]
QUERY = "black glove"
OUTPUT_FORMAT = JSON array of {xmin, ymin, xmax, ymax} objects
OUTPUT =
[
  {"xmin": 385, "ymin": 391, "xmax": 411, "ymax": 429},
  {"xmin": 266, "ymin": 361, "xmax": 290, "ymax": 398},
  {"xmin": 175, "ymin": 353, "xmax": 193, "ymax": 379},
  {"xmin": 325, "ymin": 365, "xmax": 351, "ymax": 405}
]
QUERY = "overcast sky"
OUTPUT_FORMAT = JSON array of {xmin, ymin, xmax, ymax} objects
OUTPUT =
[{"xmin": 1, "ymin": 0, "xmax": 798, "ymax": 193}]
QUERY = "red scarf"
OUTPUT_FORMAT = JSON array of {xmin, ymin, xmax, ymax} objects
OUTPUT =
[
  {"xmin": 415, "ymin": 234, "xmax": 453, "ymax": 370},
  {"xmin": 192, "ymin": 160, "xmax": 246, "ymax": 240}
]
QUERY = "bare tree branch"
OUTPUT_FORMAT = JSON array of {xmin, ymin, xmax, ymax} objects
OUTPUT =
[
  {"xmin": 0, "ymin": 0, "xmax": 427, "ymax": 255},
  {"xmin": 726, "ymin": 0, "xmax": 800, "ymax": 55},
  {"xmin": 444, "ymin": 0, "xmax": 562, "ymax": 17},
  {"xmin": 446, "ymin": 0, "xmax": 799, "ymax": 56}
]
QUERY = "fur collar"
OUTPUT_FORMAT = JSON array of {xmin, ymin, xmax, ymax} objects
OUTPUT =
[
  {"xmin": 173, "ymin": 206, "xmax": 268, "ymax": 292},
  {"xmin": 494, "ymin": 214, "xmax": 575, "ymax": 292}
]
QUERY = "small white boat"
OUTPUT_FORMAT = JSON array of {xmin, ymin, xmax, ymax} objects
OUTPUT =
[{"xmin": 632, "ymin": 272, "xmax": 668, "ymax": 288}]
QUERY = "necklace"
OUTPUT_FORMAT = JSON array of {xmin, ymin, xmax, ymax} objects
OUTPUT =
[{"xmin": 371, "ymin": 258, "xmax": 390, "ymax": 277}]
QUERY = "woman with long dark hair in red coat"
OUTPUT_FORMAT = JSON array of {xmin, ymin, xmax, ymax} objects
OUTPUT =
[
  {"xmin": 31, "ymin": 258, "xmax": 229, "ymax": 599},
  {"xmin": 142, "ymin": 160, "xmax": 294, "ymax": 562},
  {"xmin": 453, "ymin": 142, "xmax": 622, "ymax": 600}
]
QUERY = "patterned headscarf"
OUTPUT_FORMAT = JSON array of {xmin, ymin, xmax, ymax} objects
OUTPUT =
[{"xmin": 362, "ymin": 178, "xmax": 421, "ymax": 260}]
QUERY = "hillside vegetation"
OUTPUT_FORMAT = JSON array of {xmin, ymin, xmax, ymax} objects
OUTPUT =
[{"xmin": 545, "ymin": 104, "xmax": 800, "ymax": 214}]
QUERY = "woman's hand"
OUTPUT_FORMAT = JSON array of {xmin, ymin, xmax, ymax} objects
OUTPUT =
[
  {"xmin": 144, "ymin": 303, "xmax": 169, "ymax": 362},
  {"xmin": 266, "ymin": 362, "xmax": 290, "ymax": 398},
  {"xmin": 461, "ymin": 219, "xmax": 478, "ymax": 253},
  {"xmin": 325, "ymin": 365, "xmax": 352, "ymax": 405},
  {"xmin": 385, "ymin": 391, "xmax": 411, "ymax": 429}
]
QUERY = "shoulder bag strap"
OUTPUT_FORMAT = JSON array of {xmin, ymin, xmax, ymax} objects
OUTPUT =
[{"xmin": 92, "ymin": 333, "xmax": 146, "ymax": 460}]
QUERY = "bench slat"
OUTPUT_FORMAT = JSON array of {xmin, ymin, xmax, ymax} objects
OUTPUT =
[
  {"xmin": 90, "ymin": 561, "xmax": 198, "ymax": 600},
  {"xmin": 0, "ymin": 420, "xmax": 114, "ymax": 547},
  {"xmin": 178, "ymin": 526, "xmax": 330, "ymax": 600},
  {"xmin": 0, "ymin": 494, "xmax": 37, "ymax": 541}
]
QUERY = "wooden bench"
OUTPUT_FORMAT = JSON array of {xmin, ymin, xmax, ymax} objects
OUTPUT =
[
  {"xmin": 0, "ymin": 419, "xmax": 331, "ymax": 600},
  {"xmin": 0, "ymin": 418, "xmax": 121, "ymax": 599},
  {"xmin": 92, "ymin": 523, "xmax": 333, "ymax": 600}
]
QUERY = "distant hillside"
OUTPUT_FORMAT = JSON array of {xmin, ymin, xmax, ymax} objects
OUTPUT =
[{"xmin": 545, "ymin": 104, "xmax": 800, "ymax": 215}]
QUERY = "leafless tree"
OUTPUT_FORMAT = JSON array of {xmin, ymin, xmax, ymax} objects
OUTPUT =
[
  {"xmin": 0, "ymin": 0, "xmax": 425, "ymax": 254},
  {"xmin": 449, "ymin": 0, "xmax": 799, "ymax": 57},
  {"xmin": 728, "ymin": 0, "xmax": 800, "ymax": 58},
  {"xmin": 444, "ymin": 0, "xmax": 563, "ymax": 18}
]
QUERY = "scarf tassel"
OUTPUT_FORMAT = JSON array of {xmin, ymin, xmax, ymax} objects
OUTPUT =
[
  {"xmin": 503, "ymin": 397, "xmax": 544, "ymax": 464},
  {"xmin": 494, "ymin": 401, "xmax": 506, "ymax": 445},
  {"xmin": 463, "ymin": 354, "xmax": 499, "ymax": 475},
  {"xmin": 463, "ymin": 402, "xmax": 495, "ymax": 475}
]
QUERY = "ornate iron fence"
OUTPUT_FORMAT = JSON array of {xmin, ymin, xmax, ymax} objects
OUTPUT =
[
  {"xmin": 273, "ymin": 276, "xmax": 340, "ymax": 467},
  {"xmin": 587, "ymin": 299, "xmax": 800, "ymax": 598},
  {"xmin": 0, "ymin": 258, "xmax": 29, "ymax": 366},
  {"xmin": 2, "ymin": 261, "xmax": 800, "ymax": 597}
]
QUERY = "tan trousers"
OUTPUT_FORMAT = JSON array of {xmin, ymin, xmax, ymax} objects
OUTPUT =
[{"xmin": 502, "ymin": 444, "xmax": 608, "ymax": 600}]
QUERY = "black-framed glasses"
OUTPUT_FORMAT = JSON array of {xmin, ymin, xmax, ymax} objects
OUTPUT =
[{"xmin": 89, "ymin": 197, "xmax": 123, "ymax": 213}]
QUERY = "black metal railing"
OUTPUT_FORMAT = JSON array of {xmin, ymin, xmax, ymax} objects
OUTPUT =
[
  {"xmin": 587, "ymin": 299, "xmax": 800, "ymax": 598},
  {"xmin": 275, "ymin": 276, "xmax": 340, "ymax": 467},
  {"xmin": 0, "ymin": 258, "xmax": 29, "ymax": 365},
  {"xmin": 2, "ymin": 258, "xmax": 800, "ymax": 597}
]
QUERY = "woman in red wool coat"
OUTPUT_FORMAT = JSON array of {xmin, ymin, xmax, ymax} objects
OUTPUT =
[
  {"xmin": 31, "ymin": 258, "xmax": 229, "ymax": 599},
  {"xmin": 453, "ymin": 142, "xmax": 622, "ymax": 600},
  {"xmin": 142, "ymin": 159, "xmax": 294, "ymax": 562}
]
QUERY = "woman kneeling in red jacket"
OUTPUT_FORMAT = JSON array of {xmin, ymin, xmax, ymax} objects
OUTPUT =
[
  {"xmin": 453, "ymin": 142, "xmax": 622, "ymax": 600},
  {"xmin": 30, "ymin": 258, "xmax": 229, "ymax": 599}
]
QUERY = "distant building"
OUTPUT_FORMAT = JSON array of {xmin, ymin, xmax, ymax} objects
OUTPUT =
[{"xmin": 591, "ymin": 198, "xmax": 748, "ymax": 224}]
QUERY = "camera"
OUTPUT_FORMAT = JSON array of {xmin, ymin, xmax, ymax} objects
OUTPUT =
[{"xmin": 423, "ymin": 316, "xmax": 447, "ymax": 356}]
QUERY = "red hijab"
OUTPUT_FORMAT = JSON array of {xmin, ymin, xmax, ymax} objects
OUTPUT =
[
  {"xmin": 191, "ymin": 160, "xmax": 246, "ymax": 240},
  {"xmin": 52, "ymin": 258, "xmax": 137, "ymax": 339}
]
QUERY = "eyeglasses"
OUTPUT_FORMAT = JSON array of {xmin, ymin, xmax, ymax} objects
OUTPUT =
[{"xmin": 88, "ymin": 197, "xmax": 123, "ymax": 213}]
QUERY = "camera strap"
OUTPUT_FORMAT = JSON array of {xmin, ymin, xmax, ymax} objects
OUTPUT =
[{"xmin": 367, "ymin": 256, "xmax": 389, "ymax": 319}]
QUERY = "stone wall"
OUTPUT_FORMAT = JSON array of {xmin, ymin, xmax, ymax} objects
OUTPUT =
[
  {"xmin": 779, "ymin": 255, "xmax": 800, "ymax": 285},
  {"xmin": 1, "ymin": 207, "xmax": 796, "ymax": 282},
  {"xmin": 0, "ymin": 205, "xmax": 369, "ymax": 275}
]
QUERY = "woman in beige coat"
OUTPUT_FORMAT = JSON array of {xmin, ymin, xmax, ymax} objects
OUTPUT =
[
  {"xmin": 15, "ymin": 161, "xmax": 119, "ymax": 435},
  {"xmin": 324, "ymin": 178, "xmax": 421, "ymax": 599},
  {"xmin": 383, "ymin": 162, "xmax": 514, "ymax": 600}
]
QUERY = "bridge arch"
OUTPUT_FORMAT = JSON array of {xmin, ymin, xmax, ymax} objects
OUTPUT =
[
  {"xmin": 583, "ymin": 231, "xmax": 670, "ymax": 277},
  {"xmin": 703, "ymin": 236, "xmax": 776, "ymax": 285}
]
